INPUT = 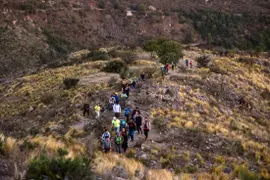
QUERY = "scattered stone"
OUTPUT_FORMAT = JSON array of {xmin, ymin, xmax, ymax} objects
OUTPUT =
[
  {"xmin": 135, "ymin": 169, "xmax": 144, "ymax": 179},
  {"xmin": 111, "ymin": 166, "xmax": 129, "ymax": 179}
]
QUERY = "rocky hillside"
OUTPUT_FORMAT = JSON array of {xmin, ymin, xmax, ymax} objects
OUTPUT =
[
  {"xmin": 0, "ymin": 47, "xmax": 269, "ymax": 179},
  {"xmin": 1, "ymin": 0, "xmax": 270, "ymax": 77}
]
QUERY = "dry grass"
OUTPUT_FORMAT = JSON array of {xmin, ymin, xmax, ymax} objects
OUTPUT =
[
  {"xmin": 94, "ymin": 152, "xmax": 144, "ymax": 177},
  {"xmin": 94, "ymin": 151, "xmax": 174, "ymax": 179},
  {"xmin": 146, "ymin": 169, "xmax": 174, "ymax": 180},
  {"xmin": 0, "ymin": 134, "xmax": 16, "ymax": 154},
  {"xmin": 30, "ymin": 135, "xmax": 85, "ymax": 159}
]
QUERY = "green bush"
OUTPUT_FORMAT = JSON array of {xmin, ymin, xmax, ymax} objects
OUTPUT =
[
  {"xmin": 153, "ymin": 117, "xmax": 167, "ymax": 131},
  {"xmin": 144, "ymin": 38, "xmax": 183, "ymax": 60},
  {"xmin": 26, "ymin": 149, "xmax": 92, "ymax": 180},
  {"xmin": 88, "ymin": 50, "xmax": 110, "ymax": 61},
  {"xmin": 40, "ymin": 92, "xmax": 56, "ymax": 105},
  {"xmin": 196, "ymin": 55, "xmax": 212, "ymax": 68},
  {"xmin": 157, "ymin": 40, "xmax": 183, "ymax": 58},
  {"xmin": 119, "ymin": 51, "xmax": 138, "ymax": 64},
  {"xmin": 236, "ymin": 165, "xmax": 260, "ymax": 180},
  {"xmin": 102, "ymin": 60, "xmax": 128, "ymax": 73},
  {"xmin": 160, "ymin": 52, "xmax": 178, "ymax": 65}
]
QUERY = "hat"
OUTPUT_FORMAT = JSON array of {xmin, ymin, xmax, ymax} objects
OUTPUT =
[
  {"xmin": 115, "ymin": 92, "xmax": 118, "ymax": 95},
  {"xmin": 113, "ymin": 117, "xmax": 116, "ymax": 119}
]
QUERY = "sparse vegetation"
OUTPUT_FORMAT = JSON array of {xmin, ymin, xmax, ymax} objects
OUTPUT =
[{"xmin": 87, "ymin": 50, "xmax": 110, "ymax": 61}]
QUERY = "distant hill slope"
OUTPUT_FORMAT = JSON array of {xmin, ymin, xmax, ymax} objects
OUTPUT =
[{"xmin": 0, "ymin": 0, "xmax": 269, "ymax": 77}]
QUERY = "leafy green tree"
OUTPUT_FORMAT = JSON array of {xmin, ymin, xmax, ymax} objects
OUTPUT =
[
  {"xmin": 160, "ymin": 52, "xmax": 178, "ymax": 64},
  {"xmin": 157, "ymin": 40, "xmax": 183, "ymax": 58}
]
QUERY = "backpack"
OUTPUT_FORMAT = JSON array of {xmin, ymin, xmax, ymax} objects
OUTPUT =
[
  {"xmin": 124, "ymin": 108, "xmax": 130, "ymax": 116},
  {"xmin": 144, "ymin": 123, "xmax": 149, "ymax": 131},
  {"xmin": 116, "ymin": 136, "xmax": 122, "ymax": 145},
  {"xmin": 103, "ymin": 140, "xmax": 111, "ymax": 149},
  {"xmin": 120, "ymin": 120, "xmax": 126, "ymax": 129},
  {"xmin": 129, "ymin": 122, "xmax": 135, "ymax": 130}
]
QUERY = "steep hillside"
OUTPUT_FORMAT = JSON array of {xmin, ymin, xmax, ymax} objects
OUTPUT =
[
  {"xmin": 1, "ymin": 0, "xmax": 270, "ymax": 77},
  {"xmin": 0, "ymin": 47, "xmax": 269, "ymax": 179}
]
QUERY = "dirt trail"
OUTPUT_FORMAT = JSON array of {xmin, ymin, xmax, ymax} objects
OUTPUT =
[{"xmin": 78, "ymin": 72, "xmax": 120, "ymax": 86}]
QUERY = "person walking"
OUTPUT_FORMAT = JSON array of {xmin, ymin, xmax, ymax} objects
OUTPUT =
[
  {"xmin": 101, "ymin": 128, "xmax": 111, "ymax": 142},
  {"xmin": 113, "ymin": 102, "xmax": 121, "ymax": 118},
  {"xmin": 140, "ymin": 72, "xmax": 145, "ymax": 81},
  {"xmin": 124, "ymin": 106, "xmax": 132, "ymax": 120},
  {"xmin": 103, "ymin": 136, "xmax": 111, "ymax": 153},
  {"xmin": 127, "ymin": 120, "xmax": 136, "ymax": 141},
  {"xmin": 131, "ymin": 107, "xmax": 141, "ymax": 121},
  {"xmin": 115, "ymin": 133, "xmax": 123, "ymax": 154},
  {"xmin": 120, "ymin": 119, "xmax": 127, "ymax": 130},
  {"xmin": 112, "ymin": 117, "xmax": 121, "ymax": 134},
  {"xmin": 185, "ymin": 59, "xmax": 189, "ymax": 67},
  {"xmin": 189, "ymin": 60, "xmax": 193, "ymax": 68},
  {"xmin": 113, "ymin": 92, "xmax": 119, "ymax": 104},
  {"xmin": 108, "ymin": 95, "xmax": 115, "ymax": 111},
  {"xmin": 172, "ymin": 62, "xmax": 175, "ymax": 71},
  {"xmin": 143, "ymin": 117, "xmax": 151, "ymax": 140},
  {"xmin": 165, "ymin": 64, "xmax": 169, "ymax": 74},
  {"xmin": 123, "ymin": 85, "xmax": 130, "ymax": 98},
  {"xmin": 135, "ymin": 112, "xmax": 143, "ymax": 134},
  {"xmin": 94, "ymin": 104, "xmax": 101, "ymax": 119},
  {"xmin": 121, "ymin": 128, "xmax": 128, "ymax": 153},
  {"xmin": 83, "ymin": 103, "xmax": 90, "ymax": 116}
]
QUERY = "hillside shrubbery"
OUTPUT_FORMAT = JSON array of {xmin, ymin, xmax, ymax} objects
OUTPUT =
[
  {"xmin": 180, "ymin": 9, "xmax": 270, "ymax": 51},
  {"xmin": 102, "ymin": 59, "xmax": 128, "ymax": 73},
  {"xmin": 26, "ymin": 148, "xmax": 92, "ymax": 180},
  {"xmin": 144, "ymin": 38, "xmax": 183, "ymax": 64},
  {"xmin": 87, "ymin": 50, "xmax": 110, "ymax": 61}
]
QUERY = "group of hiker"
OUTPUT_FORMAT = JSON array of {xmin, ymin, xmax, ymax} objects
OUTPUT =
[
  {"xmin": 103, "ymin": 106, "xmax": 151, "ymax": 154},
  {"xmin": 185, "ymin": 59, "xmax": 193, "ymax": 68},
  {"xmin": 86, "ymin": 73, "xmax": 151, "ymax": 154},
  {"xmin": 85, "ymin": 57, "xmax": 194, "ymax": 154},
  {"xmin": 161, "ymin": 59, "xmax": 193, "ymax": 75}
]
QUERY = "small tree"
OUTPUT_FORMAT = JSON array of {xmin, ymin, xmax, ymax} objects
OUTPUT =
[
  {"xmin": 157, "ymin": 40, "xmax": 183, "ymax": 58},
  {"xmin": 102, "ymin": 60, "xmax": 128, "ymax": 73},
  {"xmin": 160, "ymin": 52, "xmax": 178, "ymax": 65},
  {"xmin": 196, "ymin": 55, "xmax": 212, "ymax": 68}
]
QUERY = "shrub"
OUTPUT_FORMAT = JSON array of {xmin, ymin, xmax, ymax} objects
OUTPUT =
[
  {"xmin": 144, "ymin": 38, "xmax": 183, "ymax": 59},
  {"xmin": 157, "ymin": 40, "xmax": 183, "ymax": 58},
  {"xmin": 235, "ymin": 165, "xmax": 260, "ymax": 180},
  {"xmin": 63, "ymin": 78, "xmax": 79, "ymax": 89},
  {"xmin": 0, "ymin": 134, "xmax": 16, "ymax": 155},
  {"xmin": 102, "ymin": 60, "xmax": 128, "ymax": 73},
  {"xmin": 97, "ymin": 0, "xmax": 105, "ymax": 9},
  {"xmin": 108, "ymin": 49, "xmax": 119, "ymax": 58},
  {"xmin": 160, "ymin": 52, "xmax": 178, "ymax": 65},
  {"xmin": 153, "ymin": 117, "xmax": 167, "ymax": 131},
  {"xmin": 40, "ymin": 92, "xmax": 55, "ymax": 105},
  {"xmin": 88, "ymin": 50, "xmax": 110, "ymax": 61},
  {"xmin": 119, "ymin": 51, "xmax": 138, "ymax": 64},
  {"xmin": 108, "ymin": 77, "xmax": 118, "ymax": 87},
  {"xmin": 26, "ymin": 149, "xmax": 92, "ymax": 180},
  {"xmin": 196, "ymin": 55, "xmax": 212, "ymax": 68}
]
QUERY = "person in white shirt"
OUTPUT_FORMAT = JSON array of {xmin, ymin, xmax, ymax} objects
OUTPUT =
[{"xmin": 113, "ymin": 102, "xmax": 121, "ymax": 118}]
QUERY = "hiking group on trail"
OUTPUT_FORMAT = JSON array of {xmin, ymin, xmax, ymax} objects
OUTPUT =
[
  {"xmin": 83, "ymin": 73, "xmax": 152, "ymax": 154},
  {"xmin": 83, "ymin": 58, "xmax": 193, "ymax": 154}
]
